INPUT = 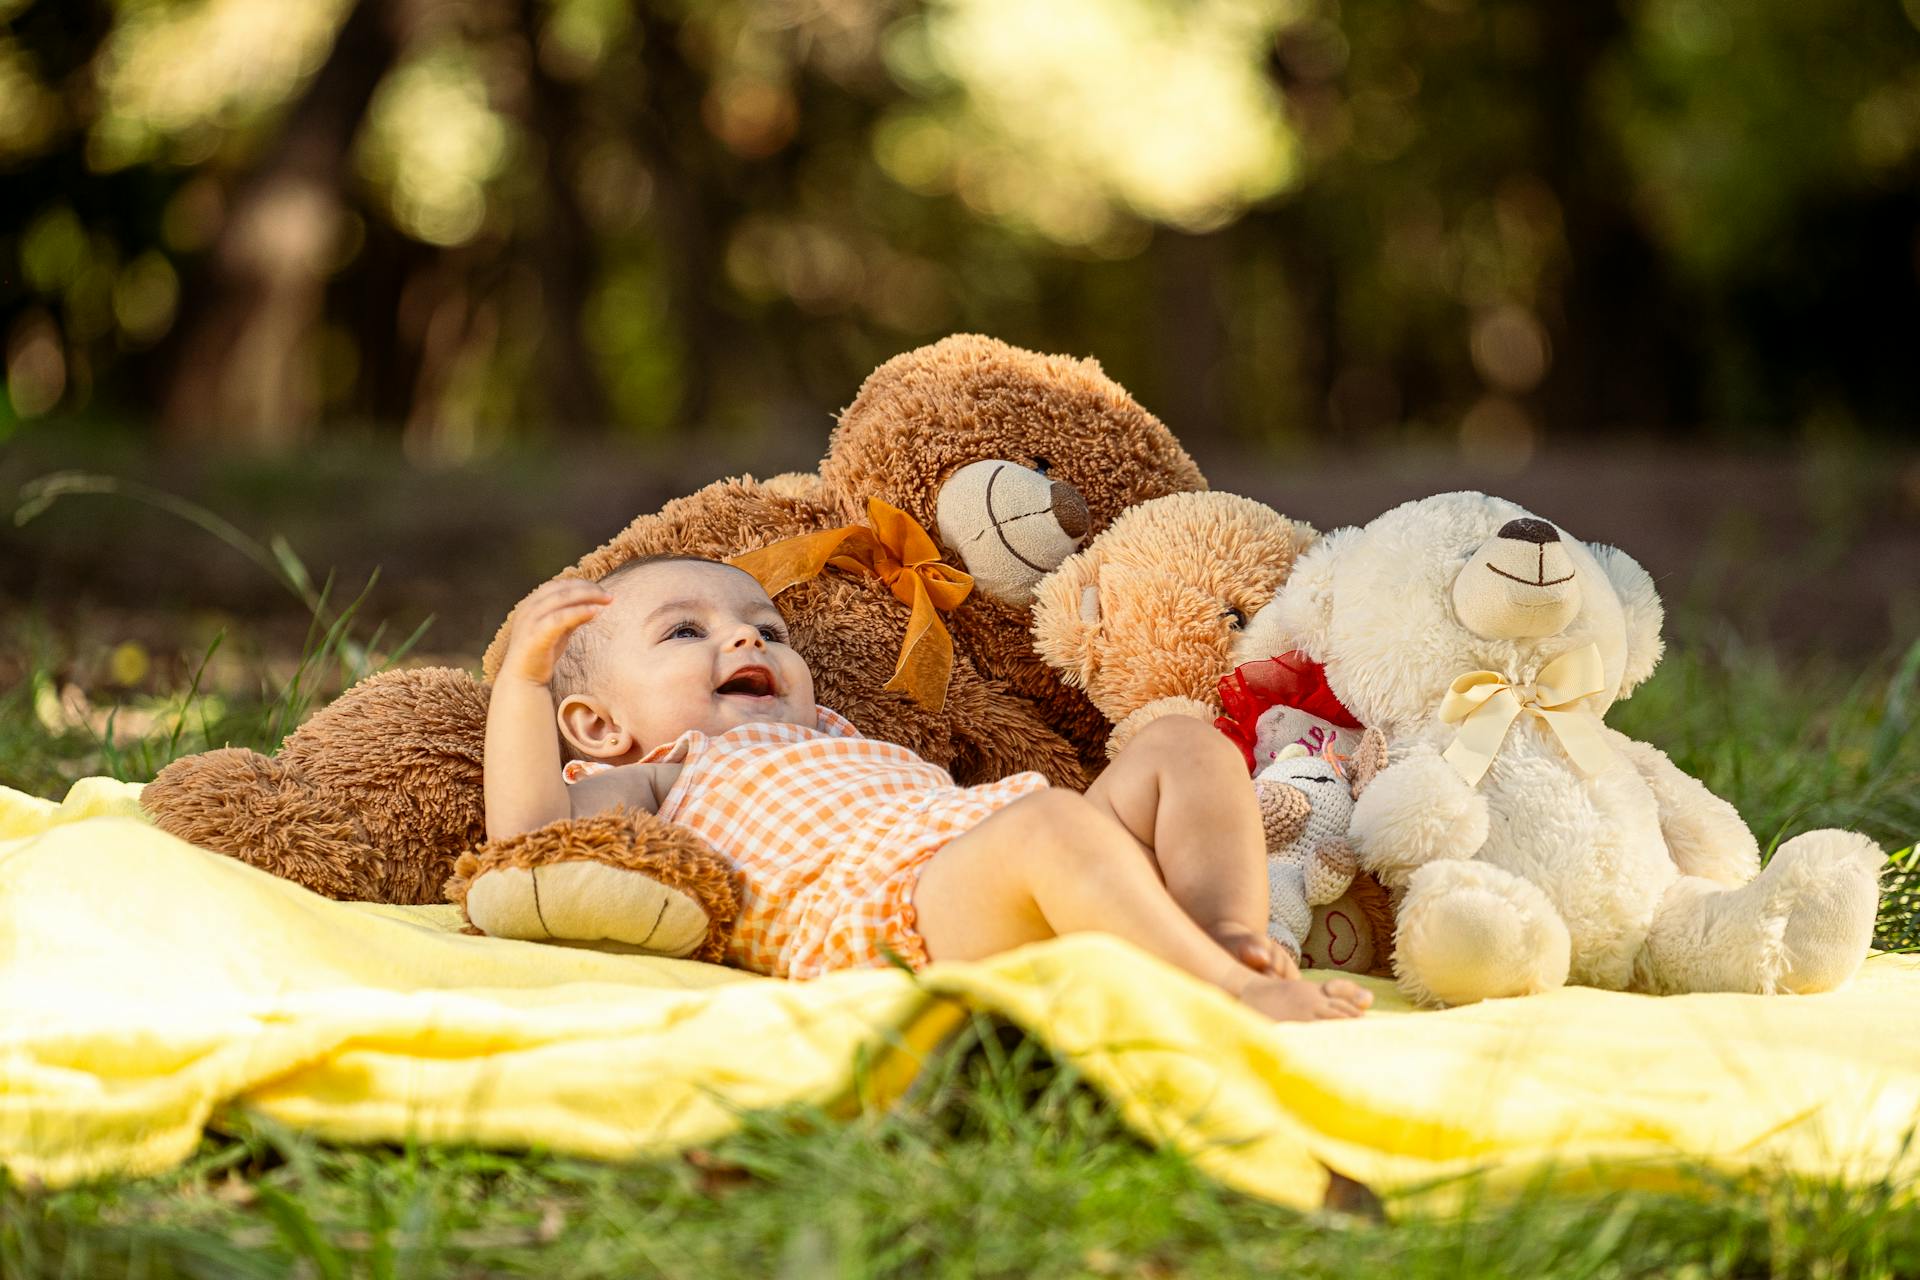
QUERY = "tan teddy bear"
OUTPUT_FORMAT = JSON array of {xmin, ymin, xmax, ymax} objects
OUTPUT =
[
  {"xmin": 1028, "ymin": 491, "xmax": 1313, "ymax": 756},
  {"xmin": 1029, "ymin": 491, "xmax": 1400, "ymax": 976}
]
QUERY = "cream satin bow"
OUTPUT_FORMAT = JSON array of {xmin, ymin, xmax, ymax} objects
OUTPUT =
[{"xmin": 1438, "ymin": 643, "xmax": 1614, "ymax": 786}]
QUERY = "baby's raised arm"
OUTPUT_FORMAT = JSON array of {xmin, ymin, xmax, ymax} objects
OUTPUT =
[{"xmin": 484, "ymin": 579, "xmax": 613, "ymax": 841}]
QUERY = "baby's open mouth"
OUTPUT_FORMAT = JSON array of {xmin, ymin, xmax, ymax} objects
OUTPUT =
[{"xmin": 716, "ymin": 666, "xmax": 777, "ymax": 698}]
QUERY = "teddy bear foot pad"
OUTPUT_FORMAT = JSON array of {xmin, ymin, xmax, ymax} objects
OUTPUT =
[
  {"xmin": 465, "ymin": 861, "xmax": 711, "ymax": 957},
  {"xmin": 448, "ymin": 808, "xmax": 741, "ymax": 963}
]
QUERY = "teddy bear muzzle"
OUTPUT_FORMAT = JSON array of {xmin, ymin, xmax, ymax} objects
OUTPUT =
[
  {"xmin": 1452, "ymin": 516, "xmax": 1584, "ymax": 640},
  {"xmin": 935, "ymin": 459, "xmax": 1092, "ymax": 606}
]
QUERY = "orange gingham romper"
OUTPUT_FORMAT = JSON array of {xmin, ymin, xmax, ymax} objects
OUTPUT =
[{"xmin": 570, "ymin": 707, "xmax": 1048, "ymax": 980}]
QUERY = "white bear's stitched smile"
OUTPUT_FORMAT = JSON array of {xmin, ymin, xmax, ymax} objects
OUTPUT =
[{"xmin": 1455, "ymin": 527, "xmax": 1583, "ymax": 639}]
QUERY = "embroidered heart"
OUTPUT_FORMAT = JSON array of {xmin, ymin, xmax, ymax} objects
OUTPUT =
[{"xmin": 1320, "ymin": 909, "xmax": 1358, "ymax": 968}]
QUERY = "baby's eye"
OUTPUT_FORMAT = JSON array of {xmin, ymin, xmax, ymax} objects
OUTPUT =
[
  {"xmin": 758, "ymin": 624, "xmax": 788, "ymax": 643},
  {"xmin": 667, "ymin": 622, "xmax": 704, "ymax": 640}
]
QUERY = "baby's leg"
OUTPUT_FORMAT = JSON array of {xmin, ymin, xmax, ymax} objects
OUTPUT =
[
  {"xmin": 912, "ymin": 790, "xmax": 1370, "ymax": 1022},
  {"xmin": 1083, "ymin": 716, "xmax": 1278, "ymax": 974}
]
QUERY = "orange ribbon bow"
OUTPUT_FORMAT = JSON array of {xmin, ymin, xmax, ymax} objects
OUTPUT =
[{"xmin": 727, "ymin": 498, "xmax": 974, "ymax": 712}]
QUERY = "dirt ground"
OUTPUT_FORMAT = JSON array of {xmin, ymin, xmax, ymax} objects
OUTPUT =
[{"xmin": 4, "ymin": 433, "xmax": 1916, "ymax": 677}]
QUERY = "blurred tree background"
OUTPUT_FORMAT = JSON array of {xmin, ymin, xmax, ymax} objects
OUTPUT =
[
  {"xmin": 4, "ymin": 0, "xmax": 1919, "ymax": 460},
  {"xmin": 3, "ymin": 0, "xmax": 1919, "ymax": 713}
]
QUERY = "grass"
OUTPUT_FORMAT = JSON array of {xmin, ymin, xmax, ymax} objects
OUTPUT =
[
  {"xmin": 5, "ymin": 1026, "xmax": 1920, "ymax": 1279},
  {"xmin": 2, "ymin": 483, "xmax": 1918, "ymax": 1276}
]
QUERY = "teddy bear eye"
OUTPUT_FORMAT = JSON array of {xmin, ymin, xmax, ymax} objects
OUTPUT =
[
  {"xmin": 1224, "ymin": 606, "xmax": 1247, "ymax": 629},
  {"xmin": 1031, "ymin": 457, "xmax": 1052, "ymax": 475}
]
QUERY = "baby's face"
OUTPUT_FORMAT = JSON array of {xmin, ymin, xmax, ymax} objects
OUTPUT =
[{"xmin": 578, "ymin": 560, "xmax": 815, "ymax": 756}]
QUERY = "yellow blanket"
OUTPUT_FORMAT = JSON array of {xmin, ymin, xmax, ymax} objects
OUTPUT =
[{"xmin": 3, "ymin": 779, "xmax": 1916, "ymax": 1210}]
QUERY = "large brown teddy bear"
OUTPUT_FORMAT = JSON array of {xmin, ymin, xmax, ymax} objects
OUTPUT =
[{"xmin": 143, "ymin": 335, "xmax": 1205, "ymax": 962}]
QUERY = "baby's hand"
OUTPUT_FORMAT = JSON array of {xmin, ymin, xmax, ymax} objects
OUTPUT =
[{"xmin": 499, "ymin": 579, "xmax": 613, "ymax": 686}]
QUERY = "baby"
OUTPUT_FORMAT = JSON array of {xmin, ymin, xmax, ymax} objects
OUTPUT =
[{"xmin": 485, "ymin": 555, "xmax": 1371, "ymax": 1022}]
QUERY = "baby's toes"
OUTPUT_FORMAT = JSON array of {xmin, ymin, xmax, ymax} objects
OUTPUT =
[{"xmin": 1323, "ymin": 978, "xmax": 1374, "ymax": 1014}]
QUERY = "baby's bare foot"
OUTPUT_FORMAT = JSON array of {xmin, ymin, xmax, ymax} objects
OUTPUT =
[
  {"xmin": 1207, "ymin": 921, "xmax": 1284, "ymax": 976},
  {"xmin": 1236, "ymin": 974, "xmax": 1373, "ymax": 1022}
]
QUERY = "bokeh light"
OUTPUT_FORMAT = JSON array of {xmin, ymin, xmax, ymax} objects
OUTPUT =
[
  {"xmin": 879, "ymin": 0, "xmax": 1304, "ymax": 243},
  {"xmin": 89, "ymin": 0, "xmax": 355, "ymax": 170},
  {"xmin": 358, "ymin": 43, "xmax": 515, "ymax": 249}
]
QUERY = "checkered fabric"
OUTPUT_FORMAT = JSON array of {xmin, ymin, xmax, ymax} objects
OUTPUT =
[{"xmin": 570, "ymin": 707, "xmax": 1048, "ymax": 980}]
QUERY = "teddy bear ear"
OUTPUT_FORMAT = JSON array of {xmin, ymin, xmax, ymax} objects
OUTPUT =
[
  {"xmin": 1255, "ymin": 526, "xmax": 1354, "ymax": 662},
  {"xmin": 1347, "ymin": 728, "xmax": 1389, "ymax": 798},
  {"xmin": 1030, "ymin": 551, "xmax": 1103, "ymax": 690},
  {"xmin": 1255, "ymin": 778, "xmax": 1313, "ymax": 848},
  {"xmin": 1586, "ymin": 542, "xmax": 1665, "ymax": 697}
]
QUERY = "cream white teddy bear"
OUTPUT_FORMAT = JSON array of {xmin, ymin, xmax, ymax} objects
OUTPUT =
[{"xmin": 1243, "ymin": 491, "xmax": 1884, "ymax": 1007}]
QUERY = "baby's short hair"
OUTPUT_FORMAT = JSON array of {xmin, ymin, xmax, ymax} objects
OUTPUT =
[{"xmin": 548, "ymin": 554, "xmax": 748, "ymax": 703}]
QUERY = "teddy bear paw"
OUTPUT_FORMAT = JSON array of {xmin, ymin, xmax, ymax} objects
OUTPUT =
[
  {"xmin": 448, "ymin": 809, "xmax": 739, "ymax": 963},
  {"xmin": 1641, "ymin": 829, "xmax": 1882, "ymax": 995},
  {"xmin": 464, "ymin": 859, "xmax": 712, "ymax": 957},
  {"xmin": 1350, "ymin": 754, "xmax": 1490, "ymax": 887},
  {"xmin": 1394, "ymin": 860, "xmax": 1571, "ymax": 1007},
  {"xmin": 1304, "ymin": 838, "xmax": 1360, "ymax": 906},
  {"xmin": 1767, "ymin": 829, "xmax": 1883, "ymax": 994}
]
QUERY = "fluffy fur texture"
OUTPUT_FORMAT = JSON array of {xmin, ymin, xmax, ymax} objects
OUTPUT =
[
  {"xmin": 1031, "ymin": 491, "xmax": 1311, "ymax": 757},
  {"xmin": 145, "ymin": 336, "xmax": 1205, "ymax": 950},
  {"xmin": 1256, "ymin": 491, "xmax": 1884, "ymax": 1007}
]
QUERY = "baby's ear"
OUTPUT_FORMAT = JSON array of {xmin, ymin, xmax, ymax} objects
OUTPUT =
[
  {"xmin": 1030, "ymin": 550, "xmax": 1104, "ymax": 691},
  {"xmin": 1586, "ymin": 542, "xmax": 1665, "ymax": 697},
  {"xmin": 1253, "ymin": 526, "xmax": 1353, "ymax": 663},
  {"xmin": 557, "ymin": 694, "xmax": 635, "ymax": 761}
]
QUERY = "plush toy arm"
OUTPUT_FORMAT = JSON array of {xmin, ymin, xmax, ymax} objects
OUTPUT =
[
  {"xmin": 1304, "ymin": 837, "xmax": 1360, "ymax": 906},
  {"xmin": 1611, "ymin": 734, "xmax": 1761, "ymax": 887},
  {"xmin": 1106, "ymin": 696, "xmax": 1217, "ymax": 760},
  {"xmin": 143, "ymin": 665, "xmax": 491, "ymax": 904},
  {"xmin": 449, "ymin": 808, "xmax": 740, "ymax": 963},
  {"xmin": 1267, "ymin": 861, "xmax": 1312, "ymax": 962},
  {"xmin": 1349, "ymin": 745, "xmax": 1491, "ymax": 888}
]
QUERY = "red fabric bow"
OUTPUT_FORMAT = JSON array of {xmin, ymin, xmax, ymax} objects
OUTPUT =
[{"xmin": 1214, "ymin": 651, "xmax": 1363, "ymax": 773}]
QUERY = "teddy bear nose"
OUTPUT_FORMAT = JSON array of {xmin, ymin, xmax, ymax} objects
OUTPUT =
[
  {"xmin": 1049, "ymin": 480, "xmax": 1091, "ymax": 540},
  {"xmin": 1497, "ymin": 518, "xmax": 1559, "ymax": 545}
]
